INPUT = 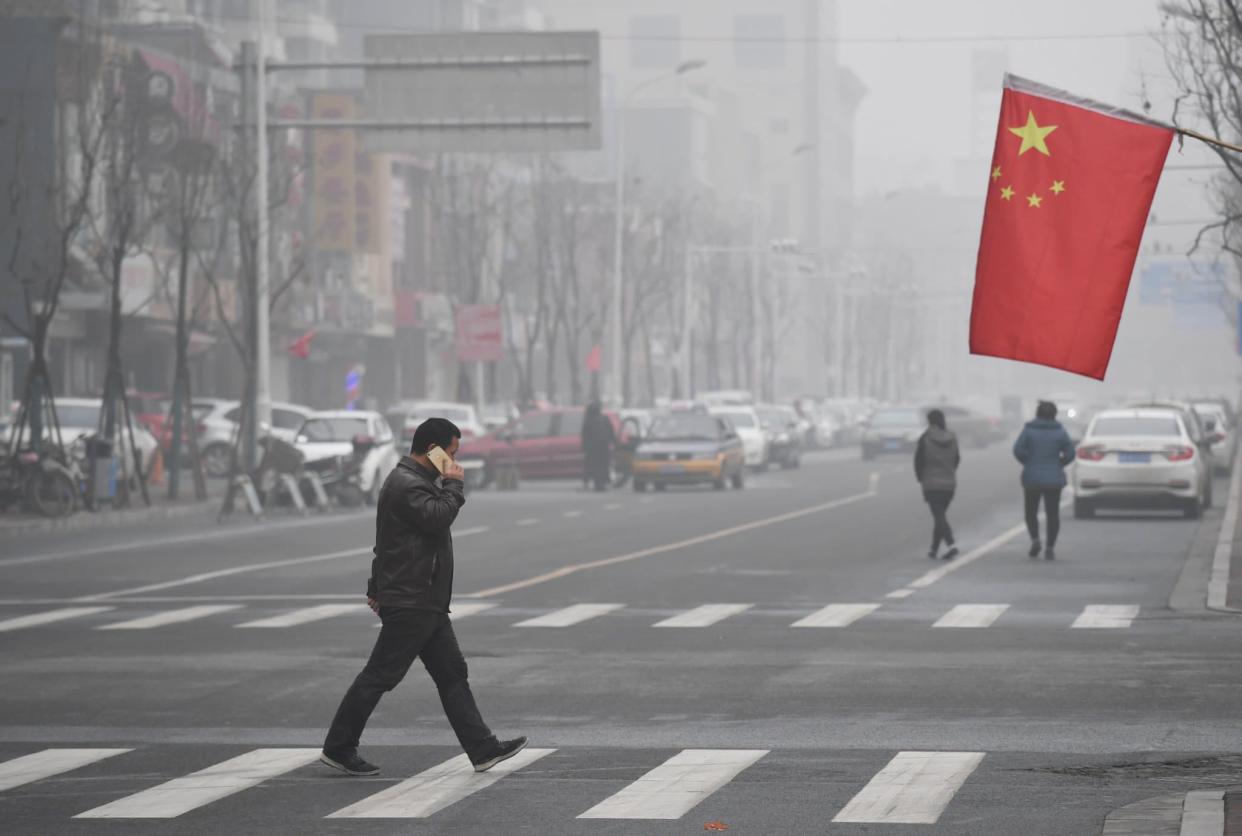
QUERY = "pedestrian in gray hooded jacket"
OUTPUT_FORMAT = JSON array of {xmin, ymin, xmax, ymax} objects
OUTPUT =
[{"xmin": 914, "ymin": 409, "xmax": 961, "ymax": 560}]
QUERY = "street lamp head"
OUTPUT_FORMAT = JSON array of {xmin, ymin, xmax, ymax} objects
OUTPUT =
[{"xmin": 675, "ymin": 59, "xmax": 707, "ymax": 75}]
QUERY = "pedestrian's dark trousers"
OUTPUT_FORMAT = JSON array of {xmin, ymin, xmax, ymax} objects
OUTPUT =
[
  {"xmin": 1024, "ymin": 487, "xmax": 1063, "ymax": 547},
  {"xmin": 323, "ymin": 608, "xmax": 497, "ymax": 760},
  {"xmin": 923, "ymin": 489, "xmax": 955, "ymax": 553}
]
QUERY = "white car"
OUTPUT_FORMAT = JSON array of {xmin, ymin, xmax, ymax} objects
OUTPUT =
[
  {"xmin": 51, "ymin": 397, "xmax": 158, "ymax": 475},
  {"xmin": 294, "ymin": 410, "xmax": 400, "ymax": 503},
  {"xmin": 1193, "ymin": 401, "xmax": 1236, "ymax": 475},
  {"xmin": 387, "ymin": 400, "xmax": 487, "ymax": 443},
  {"xmin": 193, "ymin": 398, "xmax": 311, "ymax": 478},
  {"xmin": 1074, "ymin": 408, "xmax": 1212, "ymax": 519},
  {"xmin": 709, "ymin": 406, "xmax": 769, "ymax": 469}
]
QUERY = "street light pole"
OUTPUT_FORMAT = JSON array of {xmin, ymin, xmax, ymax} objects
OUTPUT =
[
  {"xmin": 254, "ymin": 6, "xmax": 271, "ymax": 437},
  {"xmin": 610, "ymin": 60, "xmax": 705, "ymax": 407}
]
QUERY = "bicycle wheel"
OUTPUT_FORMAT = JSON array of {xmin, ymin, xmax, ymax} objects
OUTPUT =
[{"xmin": 29, "ymin": 469, "xmax": 78, "ymax": 518}]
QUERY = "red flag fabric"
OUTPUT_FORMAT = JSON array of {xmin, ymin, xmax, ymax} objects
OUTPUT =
[
  {"xmin": 585, "ymin": 344, "xmax": 602, "ymax": 373},
  {"xmin": 970, "ymin": 75, "xmax": 1174, "ymax": 379},
  {"xmin": 288, "ymin": 328, "xmax": 316, "ymax": 359}
]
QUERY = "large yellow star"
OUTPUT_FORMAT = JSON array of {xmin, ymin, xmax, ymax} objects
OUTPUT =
[
  {"xmin": 1050, "ymin": 180, "xmax": 1066, "ymax": 195},
  {"xmin": 1000, "ymin": 185, "xmax": 1015, "ymax": 201},
  {"xmin": 1009, "ymin": 111, "xmax": 1058, "ymax": 156},
  {"xmin": 1027, "ymin": 193, "xmax": 1042, "ymax": 208}
]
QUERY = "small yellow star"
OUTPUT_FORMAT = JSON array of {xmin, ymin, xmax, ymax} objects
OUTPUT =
[
  {"xmin": 1000, "ymin": 185, "xmax": 1015, "ymax": 201},
  {"xmin": 1050, "ymin": 179, "xmax": 1066, "ymax": 195},
  {"xmin": 1027, "ymin": 193, "xmax": 1043, "ymax": 208},
  {"xmin": 1009, "ymin": 111, "xmax": 1058, "ymax": 156},
  {"xmin": 991, "ymin": 165, "xmax": 1002, "ymax": 181}
]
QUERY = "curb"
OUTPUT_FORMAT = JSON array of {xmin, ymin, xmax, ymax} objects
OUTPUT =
[
  {"xmin": 1208, "ymin": 446, "xmax": 1242, "ymax": 614},
  {"xmin": 0, "ymin": 500, "xmax": 217, "ymax": 535}
]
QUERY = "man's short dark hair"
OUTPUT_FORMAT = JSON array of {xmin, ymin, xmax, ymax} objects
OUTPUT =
[
  {"xmin": 1036, "ymin": 400, "xmax": 1057, "ymax": 421},
  {"xmin": 410, "ymin": 417, "xmax": 461, "ymax": 455},
  {"xmin": 926, "ymin": 408, "xmax": 946, "ymax": 430}
]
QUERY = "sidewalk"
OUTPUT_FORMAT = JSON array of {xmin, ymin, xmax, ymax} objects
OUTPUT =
[{"xmin": 0, "ymin": 472, "xmax": 225, "ymax": 535}]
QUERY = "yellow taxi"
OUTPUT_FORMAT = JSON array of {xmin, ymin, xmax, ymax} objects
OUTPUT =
[{"xmin": 632, "ymin": 411, "xmax": 747, "ymax": 491}]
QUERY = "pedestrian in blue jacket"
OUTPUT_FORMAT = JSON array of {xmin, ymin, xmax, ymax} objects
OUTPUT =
[{"xmin": 1012, "ymin": 401, "xmax": 1076, "ymax": 560}]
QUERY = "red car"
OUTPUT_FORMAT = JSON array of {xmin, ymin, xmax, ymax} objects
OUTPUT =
[{"xmin": 457, "ymin": 406, "xmax": 625, "ymax": 487}]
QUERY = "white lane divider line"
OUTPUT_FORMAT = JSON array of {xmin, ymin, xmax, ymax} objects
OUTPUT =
[
  {"xmin": 886, "ymin": 589, "xmax": 915, "ymax": 600},
  {"xmin": 653, "ymin": 604, "xmax": 754, "ymax": 628},
  {"xmin": 75, "ymin": 748, "xmax": 320, "ymax": 818},
  {"xmin": 97, "ymin": 604, "xmax": 244, "ymax": 631},
  {"xmin": 832, "ymin": 751, "xmax": 984, "ymax": 824},
  {"xmin": 563, "ymin": 510, "xmax": 583, "ymax": 518},
  {"xmin": 578, "ymin": 749, "xmax": 768, "ymax": 820},
  {"xmin": 0, "ymin": 607, "xmax": 113, "ymax": 633},
  {"xmin": 0, "ymin": 748, "xmax": 131, "ymax": 794},
  {"xmin": 468, "ymin": 489, "xmax": 875, "ymax": 598},
  {"xmin": 78, "ymin": 527, "xmax": 490, "ymax": 603},
  {"xmin": 515, "ymin": 518, "xmax": 540, "ymax": 527},
  {"xmin": 1071, "ymin": 604, "xmax": 1140, "ymax": 629},
  {"xmin": 515, "ymin": 603, "xmax": 625, "ymax": 628},
  {"xmin": 791, "ymin": 603, "xmax": 880, "ymax": 628},
  {"xmin": 328, "ymin": 748, "xmax": 555, "ymax": 818},
  {"xmin": 932, "ymin": 604, "xmax": 1009, "ymax": 629},
  {"xmin": 236, "ymin": 603, "xmax": 366, "ymax": 629}
]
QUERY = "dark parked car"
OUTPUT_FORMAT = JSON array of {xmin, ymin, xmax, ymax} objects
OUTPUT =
[{"xmin": 924, "ymin": 405, "xmax": 1002, "ymax": 449}]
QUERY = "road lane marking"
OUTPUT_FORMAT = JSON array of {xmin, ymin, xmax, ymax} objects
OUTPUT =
[
  {"xmin": 832, "ymin": 751, "xmax": 984, "ymax": 824},
  {"xmin": 897, "ymin": 494, "xmax": 1074, "ymax": 596},
  {"xmin": 468, "ymin": 488, "xmax": 875, "ymax": 597},
  {"xmin": 77, "ymin": 526, "xmax": 489, "ymax": 602},
  {"xmin": 516, "ymin": 518, "xmax": 540, "ymax": 526},
  {"xmin": 373, "ymin": 600, "xmax": 497, "ymax": 627},
  {"xmin": 1071, "ymin": 605, "xmax": 1139, "ymax": 629},
  {"xmin": 75, "ymin": 748, "xmax": 319, "ymax": 818},
  {"xmin": 1209, "ymin": 446, "xmax": 1242, "ymax": 609},
  {"xmin": 886, "ymin": 589, "xmax": 915, "ymax": 599},
  {"xmin": 1181, "ymin": 789, "xmax": 1225, "ymax": 836},
  {"xmin": 791, "ymin": 603, "xmax": 880, "ymax": 628},
  {"xmin": 563, "ymin": 510, "xmax": 583, "ymax": 518},
  {"xmin": 578, "ymin": 749, "xmax": 768, "ymax": 820},
  {"xmin": 0, "ymin": 748, "xmax": 131, "ymax": 793},
  {"xmin": 0, "ymin": 510, "xmax": 373, "ymax": 568},
  {"xmin": 97, "ymin": 604, "xmax": 244, "ymax": 631},
  {"xmin": 653, "ymin": 604, "xmax": 753, "ymax": 628},
  {"xmin": 327, "ymin": 749, "xmax": 554, "ymax": 818},
  {"xmin": 932, "ymin": 604, "xmax": 1009, "ymax": 629},
  {"xmin": 603, "ymin": 502, "xmax": 623, "ymax": 510},
  {"xmin": 515, "ymin": 603, "xmax": 624, "ymax": 627},
  {"xmin": 0, "ymin": 606, "xmax": 113, "ymax": 632},
  {"xmin": 237, "ymin": 603, "xmax": 365, "ymax": 629}
]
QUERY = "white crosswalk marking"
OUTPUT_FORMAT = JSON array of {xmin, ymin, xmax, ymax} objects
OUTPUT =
[
  {"xmin": 932, "ymin": 604, "xmax": 1009, "ymax": 629},
  {"xmin": 0, "ymin": 748, "xmax": 131, "ymax": 793},
  {"xmin": 0, "ymin": 606, "xmax": 113, "ymax": 633},
  {"xmin": 578, "ymin": 749, "xmax": 768, "ymax": 820},
  {"xmin": 74, "ymin": 748, "xmax": 320, "ymax": 818},
  {"xmin": 97, "ymin": 605, "xmax": 243, "ymax": 631},
  {"xmin": 516, "ymin": 518, "xmax": 540, "ymax": 526},
  {"xmin": 373, "ymin": 600, "xmax": 497, "ymax": 628},
  {"xmin": 832, "ymin": 751, "xmax": 984, "ymax": 824},
  {"xmin": 654, "ymin": 604, "xmax": 753, "ymax": 628},
  {"xmin": 327, "ymin": 748, "xmax": 554, "ymax": 818},
  {"xmin": 236, "ymin": 604, "xmax": 366, "ymax": 629},
  {"xmin": 1071, "ymin": 605, "xmax": 1140, "ymax": 629},
  {"xmin": 791, "ymin": 603, "xmax": 880, "ymax": 628},
  {"xmin": 515, "ymin": 603, "xmax": 625, "ymax": 628},
  {"xmin": 563, "ymin": 510, "xmax": 583, "ymax": 518}
]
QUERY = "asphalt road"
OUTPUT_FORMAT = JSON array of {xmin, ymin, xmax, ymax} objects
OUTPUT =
[{"xmin": 2, "ymin": 445, "xmax": 1241, "ymax": 835}]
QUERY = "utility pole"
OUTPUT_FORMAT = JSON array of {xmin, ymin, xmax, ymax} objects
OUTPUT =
[{"xmin": 254, "ymin": 6, "xmax": 272, "ymax": 441}]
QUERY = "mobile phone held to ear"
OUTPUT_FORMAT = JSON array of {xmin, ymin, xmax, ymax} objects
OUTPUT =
[{"xmin": 426, "ymin": 445, "xmax": 453, "ymax": 475}]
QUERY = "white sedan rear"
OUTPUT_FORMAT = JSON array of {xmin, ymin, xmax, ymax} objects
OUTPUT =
[
  {"xmin": 709, "ymin": 407, "xmax": 769, "ymax": 469},
  {"xmin": 1073, "ymin": 409, "xmax": 1211, "ymax": 519}
]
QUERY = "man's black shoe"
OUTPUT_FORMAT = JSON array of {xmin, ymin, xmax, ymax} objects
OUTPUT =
[
  {"xmin": 941, "ymin": 546, "xmax": 960, "ymax": 561},
  {"xmin": 1045, "ymin": 549, "xmax": 1056, "ymax": 561},
  {"xmin": 471, "ymin": 737, "xmax": 528, "ymax": 773},
  {"xmin": 320, "ymin": 751, "xmax": 380, "ymax": 776},
  {"xmin": 1028, "ymin": 540, "xmax": 1042, "ymax": 558}
]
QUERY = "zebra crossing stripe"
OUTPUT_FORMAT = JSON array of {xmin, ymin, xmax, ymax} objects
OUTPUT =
[
  {"xmin": 932, "ymin": 604, "xmax": 1009, "ymax": 629},
  {"xmin": 1071, "ymin": 605, "xmax": 1139, "ymax": 629},
  {"xmin": 327, "ymin": 748, "xmax": 555, "ymax": 818},
  {"xmin": 654, "ymin": 604, "xmax": 753, "ymax": 628},
  {"xmin": 373, "ymin": 600, "xmax": 498, "ymax": 628},
  {"xmin": 236, "ymin": 604, "xmax": 366, "ymax": 629},
  {"xmin": 74, "ymin": 748, "xmax": 320, "ymax": 818},
  {"xmin": 791, "ymin": 603, "xmax": 879, "ymax": 628},
  {"xmin": 515, "ymin": 604, "xmax": 624, "ymax": 628},
  {"xmin": 578, "ymin": 749, "xmax": 768, "ymax": 820},
  {"xmin": 97, "ymin": 605, "xmax": 244, "ymax": 631},
  {"xmin": 0, "ymin": 748, "xmax": 131, "ymax": 793},
  {"xmin": 0, "ymin": 607, "xmax": 113, "ymax": 633},
  {"xmin": 832, "ymin": 751, "xmax": 985, "ymax": 824}
]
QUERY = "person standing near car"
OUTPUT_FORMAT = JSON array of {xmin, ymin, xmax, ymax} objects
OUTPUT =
[
  {"xmin": 320, "ymin": 417, "xmax": 526, "ymax": 777},
  {"xmin": 1013, "ymin": 400, "xmax": 1076, "ymax": 561},
  {"xmin": 914, "ymin": 409, "xmax": 961, "ymax": 561},
  {"xmin": 581, "ymin": 401, "xmax": 616, "ymax": 492}
]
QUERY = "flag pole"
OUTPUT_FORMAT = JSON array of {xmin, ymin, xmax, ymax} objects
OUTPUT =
[{"xmin": 1175, "ymin": 126, "xmax": 1242, "ymax": 156}]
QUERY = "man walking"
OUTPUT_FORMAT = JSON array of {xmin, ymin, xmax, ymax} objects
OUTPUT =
[
  {"xmin": 321, "ymin": 417, "xmax": 526, "ymax": 776},
  {"xmin": 1013, "ymin": 400, "xmax": 1076, "ymax": 561}
]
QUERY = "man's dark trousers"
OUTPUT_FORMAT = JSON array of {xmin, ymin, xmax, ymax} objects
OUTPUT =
[{"xmin": 323, "ymin": 607, "xmax": 497, "ymax": 760}]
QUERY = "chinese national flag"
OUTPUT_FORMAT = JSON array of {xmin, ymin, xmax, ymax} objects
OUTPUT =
[{"xmin": 970, "ymin": 75, "xmax": 1174, "ymax": 379}]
